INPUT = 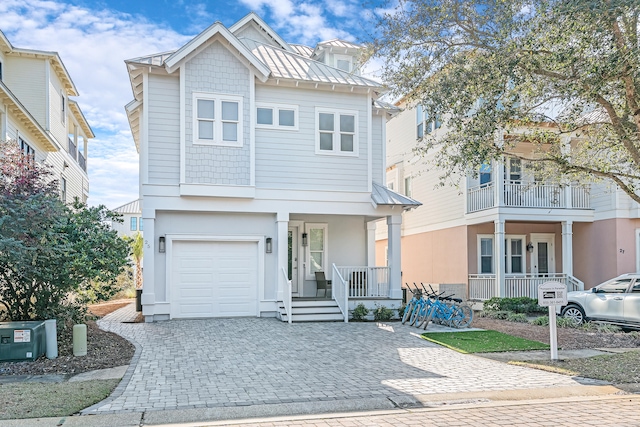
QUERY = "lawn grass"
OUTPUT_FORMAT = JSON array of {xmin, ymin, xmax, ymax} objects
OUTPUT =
[
  {"xmin": 421, "ymin": 330, "xmax": 550, "ymax": 353},
  {"xmin": 0, "ymin": 379, "xmax": 119, "ymax": 420}
]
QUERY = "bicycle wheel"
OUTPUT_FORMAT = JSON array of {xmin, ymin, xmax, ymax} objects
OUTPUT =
[
  {"xmin": 401, "ymin": 301, "xmax": 414, "ymax": 324},
  {"xmin": 416, "ymin": 303, "xmax": 431, "ymax": 328},
  {"xmin": 452, "ymin": 304, "xmax": 473, "ymax": 329},
  {"xmin": 409, "ymin": 303, "xmax": 422, "ymax": 326},
  {"xmin": 421, "ymin": 305, "xmax": 436, "ymax": 330}
]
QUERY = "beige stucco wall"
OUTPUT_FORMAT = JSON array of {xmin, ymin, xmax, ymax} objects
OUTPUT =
[
  {"xmin": 377, "ymin": 225, "xmax": 469, "ymax": 289},
  {"xmin": 574, "ymin": 218, "xmax": 639, "ymax": 289}
]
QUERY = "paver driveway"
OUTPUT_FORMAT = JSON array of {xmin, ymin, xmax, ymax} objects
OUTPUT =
[{"xmin": 87, "ymin": 305, "xmax": 587, "ymax": 414}]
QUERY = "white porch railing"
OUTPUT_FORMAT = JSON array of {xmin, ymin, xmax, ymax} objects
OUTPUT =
[
  {"xmin": 335, "ymin": 266, "xmax": 390, "ymax": 298},
  {"xmin": 467, "ymin": 184, "xmax": 495, "ymax": 213},
  {"xmin": 280, "ymin": 267, "xmax": 292, "ymax": 324},
  {"xmin": 469, "ymin": 273, "xmax": 585, "ymax": 301},
  {"xmin": 467, "ymin": 182, "xmax": 591, "ymax": 213},
  {"xmin": 331, "ymin": 264, "xmax": 348, "ymax": 323}
]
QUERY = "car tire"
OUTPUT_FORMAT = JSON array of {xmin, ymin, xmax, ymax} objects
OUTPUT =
[{"xmin": 562, "ymin": 304, "xmax": 586, "ymax": 325}]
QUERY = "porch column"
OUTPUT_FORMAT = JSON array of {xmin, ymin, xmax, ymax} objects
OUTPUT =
[
  {"xmin": 494, "ymin": 219, "xmax": 505, "ymax": 297},
  {"xmin": 495, "ymin": 158, "xmax": 505, "ymax": 207},
  {"xmin": 276, "ymin": 212, "xmax": 289, "ymax": 301},
  {"xmin": 387, "ymin": 215, "xmax": 403, "ymax": 299},
  {"xmin": 366, "ymin": 221, "xmax": 376, "ymax": 267},
  {"xmin": 141, "ymin": 209, "xmax": 155, "ymax": 321},
  {"xmin": 562, "ymin": 220, "xmax": 573, "ymax": 277}
]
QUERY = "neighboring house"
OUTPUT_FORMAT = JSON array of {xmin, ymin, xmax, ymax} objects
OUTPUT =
[
  {"xmin": 111, "ymin": 199, "xmax": 143, "ymax": 239},
  {"xmin": 124, "ymin": 13, "xmax": 420, "ymax": 322},
  {"xmin": 378, "ymin": 100, "xmax": 640, "ymax": 301},
  {"xmin": 0, "ymin": 30, "xmax": 94, "ymax": 203}
]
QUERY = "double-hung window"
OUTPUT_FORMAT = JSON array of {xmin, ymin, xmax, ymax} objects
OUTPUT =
[
  {"xmin": 416, "ymin": 105, "xmax": 442, "ymax": 139},
  {"xmin": 505, "ymin": 237, "xmax": 525, "ymax": 274},
  {"xmin": 404, "ymin": 176, "xmax": 413, "ymax": 197},
  {"xmin": 61, "ymin": 90, "xmax": 66, "ymax": 125},
  {"xmin": 334, "ymin": 54, "xmax": 353, "ymax": 72},
  {"xmin": 479, "ymin": 237, "xmax": 493, "ymax": 274},
  {"xmin": 256, "ymin": 103, "xmax": 298, "ymax": 130},
  {"xmin": 19, "ymin": 138, "xmax": 35, "ymax": 161},
  {"xmin": 316, "ymin": 108, "xmax": 358, "ymax": 156},
  {"xmin": 130, "ymin": 217, "xmax": 137, "ymax": 231},
  {"xmin": 193, "ymin": 92, "xmax": 243, "ymax": 147}
]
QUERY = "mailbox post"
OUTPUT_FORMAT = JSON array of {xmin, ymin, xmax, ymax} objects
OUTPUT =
[{"xmin": 538, "ymin": 281, "xmax": 568, "ymax": 360}]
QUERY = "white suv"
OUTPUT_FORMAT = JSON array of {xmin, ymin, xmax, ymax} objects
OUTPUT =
[{"xmin": 558, "ymin": 273, "xmax": 640, "ymax": 329}]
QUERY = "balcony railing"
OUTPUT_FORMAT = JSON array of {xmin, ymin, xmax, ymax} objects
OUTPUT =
[
  {"xmin": 335, "ymin": 266, "xmax": 390, "ymax": 298},
  {"xmin": 469, "ymin": 273, "xmax": 585, "ymax": 300},
  {"xmin": 68, "ymin": 138, "xmax": 77, "ymax": 161},
  {"xmin": 467, "ymin": 181, "xmax": 590, "ymax": 213},
  {"xmin": 78, "ymin": 152, "xmax": 86, "ymax": 171}
]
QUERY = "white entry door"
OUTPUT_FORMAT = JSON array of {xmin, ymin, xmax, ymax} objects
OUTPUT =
[
  {"xmin": 530, "ymin": 234, "xmax": 555, "ymax": 276},
  {"xmin": 170, "ymin": 240, "xmax": 258, "ymax": 319}
]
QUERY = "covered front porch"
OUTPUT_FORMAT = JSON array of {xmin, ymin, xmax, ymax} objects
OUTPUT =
[
  {"xmin": 467, "ymin": 219, "xmax": 585, "ymax": 301},
  {"xmin": 277, "ymin": 184, "xmax": 420, "ymax": 322}
]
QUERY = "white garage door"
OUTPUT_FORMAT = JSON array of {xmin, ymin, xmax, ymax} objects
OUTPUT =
[{"xmin": 171, "ymin": 240, "xmax": 258, "ymax": 319}]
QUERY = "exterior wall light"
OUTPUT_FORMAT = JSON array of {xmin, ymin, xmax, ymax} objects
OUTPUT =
[
  {"xmin": 302, "ymin": 233, "xmax": 308, "ymax": 247},
  {"xmin": 526, "ymin": 242, "xmax": 534, "ymax": 253},
  {"xmin": 266, "ymin": 237, "xmax": 272, "ymax": 253},
  {"xmin": 159, "ymin": 236, "xmax": 166, "ymax": 253}
]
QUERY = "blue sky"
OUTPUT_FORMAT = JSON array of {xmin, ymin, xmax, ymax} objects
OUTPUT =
[{"xmin": 0, "ymin": 0, "xmax": 386, "ymax": 209}]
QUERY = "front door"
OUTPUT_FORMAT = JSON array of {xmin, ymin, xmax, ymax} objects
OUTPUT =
[
  {"xmin": 531, "ymin": 234, "xmax": 555, "ymax": 276},
  {"xmin": 288, "ymin": 227, "xmax": 299, "ymax": 296}
]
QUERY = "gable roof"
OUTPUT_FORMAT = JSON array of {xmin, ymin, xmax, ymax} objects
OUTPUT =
[
  {"xmin": 290, "ymin": 44, "xmax": 313, "ymax": 57},
  {"xmin": 228, "ymin": 12, "xmax": 294, "ymax": 52},
  {"xmin": 112, "ymin": 199, "xmax": 141, "ymax": 214},
  {"xmin": 163, "ymin": 21, "xmax": 270, "ymax": 79}
]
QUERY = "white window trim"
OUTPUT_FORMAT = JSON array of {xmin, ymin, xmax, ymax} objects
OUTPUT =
[
  {"xmin": 505, "ymin": 235, "xmax": 527, "ymax": 274},
  {"xmin": 416, "ymin": 105, "xmax": 441, "ymax": 139},
  {"xmin": 61, "ymin": 90, "xmax": 66, "ymax": 125},
  {"xmin": 478, "ymin": 234, "xmax": 494, "ymax": 274},
  {"xmin": 192, "ymin": 91, "xmax": 244, "ymax": 147},
  {"xmin": 305, "ymin": 223, "xmax": 328, "ymax": 280},
  {"xmin": 315, "ymin": 107, "xmax": 359, "ymax": 157},
  {"xmin": 404, "ymin": 176, "xmax": 413, "ymax": 198},
  {"xmin": 334, "ymin": 54, "xmax": 353, "ymax": 72},
  {"xmin": 255, "ymin": 102, "xmax": 299, "ymax": 131}
]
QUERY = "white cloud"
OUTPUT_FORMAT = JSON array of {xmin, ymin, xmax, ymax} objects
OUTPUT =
[{"xmin": 0, "ymin": 0, "xmax": 190, "ymax": 208}]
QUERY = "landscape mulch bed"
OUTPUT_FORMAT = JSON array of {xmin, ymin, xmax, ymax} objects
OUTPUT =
[{"xmin": 0, "ymin": 300, "xmax": 136, "ymax": 377}]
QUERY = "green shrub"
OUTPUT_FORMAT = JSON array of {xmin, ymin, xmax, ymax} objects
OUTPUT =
[
  {"xmin": 557, "ymin": 316, "xmax": 580, "ymax": 328},
  {"xmin": 506, "ymin": 312, "xmax": 528, "ymax": 323},
  {"xmin": 372, "ymin": 304, "xmax": 395, "ymax": 321},
  {"xmin": 483, "ymin": 297, "xmax": 543, "ymax": 314},
  {"xmin": 481, "ymin": 310, "xmax": 512, "ymax": 320},
  {"xmin": 351, "ymin": 303, "xmax": 369, "ymax": 321},
  {"xmin": 580, "ymin": 322, "xmax": 622, "ymax": 333},
  {"xmin": 397, "ymin": 303, "xmax": 407, "ymax": 318},
  {"xmin": 531, "ymin": 315, "xmax": 549, "ymax": 326}
]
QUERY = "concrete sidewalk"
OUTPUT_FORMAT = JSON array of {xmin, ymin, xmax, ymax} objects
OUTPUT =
[{"xmin": 0, "ymin": 394, "xmax": 637, "ymax": 426}]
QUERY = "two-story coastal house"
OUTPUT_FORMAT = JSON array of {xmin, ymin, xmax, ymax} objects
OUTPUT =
[
  {"xmin": 125, "ymin": 13, "xmax": 420, "ymax": 322},
  {"xmin": 111, "ymin": 199, "xmax": 143, "ymax": 239},
  {"xmin": 0, "ymin": 30, "xmax": 94, "ymax": 203},
  {"xmin": 378, "ymin": 100, "xmax": 640, "ymax": 301}
]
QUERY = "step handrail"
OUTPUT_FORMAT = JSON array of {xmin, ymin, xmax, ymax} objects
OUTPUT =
[
  {"xmin": 332, "ymin": 264, "xmax": 348, "ymax": 323},
  {"xmin": 280, "ymin": 267, "xmax": 292, "ymax": 324}
]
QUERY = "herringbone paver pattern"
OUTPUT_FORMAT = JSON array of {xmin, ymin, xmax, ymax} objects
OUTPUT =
[{"xmin": 90, "ymin": 307, "xmax": 589, "ymax": 414}]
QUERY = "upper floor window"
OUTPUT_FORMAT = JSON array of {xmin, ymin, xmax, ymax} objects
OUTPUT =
[
  {"xmin": 404, "ymin": 176, "xmax": 413, "ymax": 198},
  {"xmin": 61, "ymin": 91, "xmax": 66, "ymax": 125},
  {"xmin": 130, "ymin": 217, "xmax": 137, "ymax": 231},
  {"xmin": 193, "ymin": 92, "xmax": 243, "ymax": 147},
  {"xmin": 479, "ymin": 162, "xmax": 492, "ymax": 187},
  {"xmin": 19, "ymin": 138, "xmax": 35, "ymax": 161},
  {"xmin": 334, "ymin": 54, "xmax": 353, "ymax": 72},
  {"xmin": 315, "ymin": 108, "xmax": 358, "ymax": 156},
  {"xmin": 256, "ymin": 103, "xmax": 298, "ymax": 130},
  {"xmin": 416, "ymin": 104, "xmax": 442, "ymax": 139},
  {"xmin": 0, "ymin": 61, "xmax": 3, "ymax": 81},
  {"xmin": 60, "ymin": 177, "xmax": 67, "ymax": 203},
  {"xmin": 139, "ymin": 217, "xmax": 143, "ymax": 231}
]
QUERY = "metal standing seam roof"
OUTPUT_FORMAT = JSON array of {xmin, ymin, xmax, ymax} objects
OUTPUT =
[
  {"xmin": 112, "ymin": 199, "xmax": 141, "ymax": 214},
  {"xmin": 371, "ymin": 182, "xmax": 422, "ymax": 210},
  {"xmin": 316, "ymin": 39, "xmax": 363, "ymax": 50},
  {"xmin": 290, "ymin": 44, "xmax": 314, "ymax": 57},
  {"xmin": 240, "ymin": 38, "xmax": 381, "ymax": 88},
  {"xmin": 126, "ymin": 51, "xmax": 176, "ymax": 67}
]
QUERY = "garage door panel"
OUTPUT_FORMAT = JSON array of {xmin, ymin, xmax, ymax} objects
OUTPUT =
[{"xmin": 171, "ymin": 240, "xmax": 258, "ymax": 319}]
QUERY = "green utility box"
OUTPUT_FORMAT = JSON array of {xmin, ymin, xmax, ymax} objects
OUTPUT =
[{"xmin": 0, "ymin": 321, "xmax": 46, "ymax": 362}]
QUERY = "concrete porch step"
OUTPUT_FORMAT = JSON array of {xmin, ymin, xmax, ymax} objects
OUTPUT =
[
  {"xmin": 277, "ymin": 299, "xmax": 345, "ymax": 322},
  {"xmin": 279, "ymin": 312, "xmax": 345, "ymax": 322}
]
